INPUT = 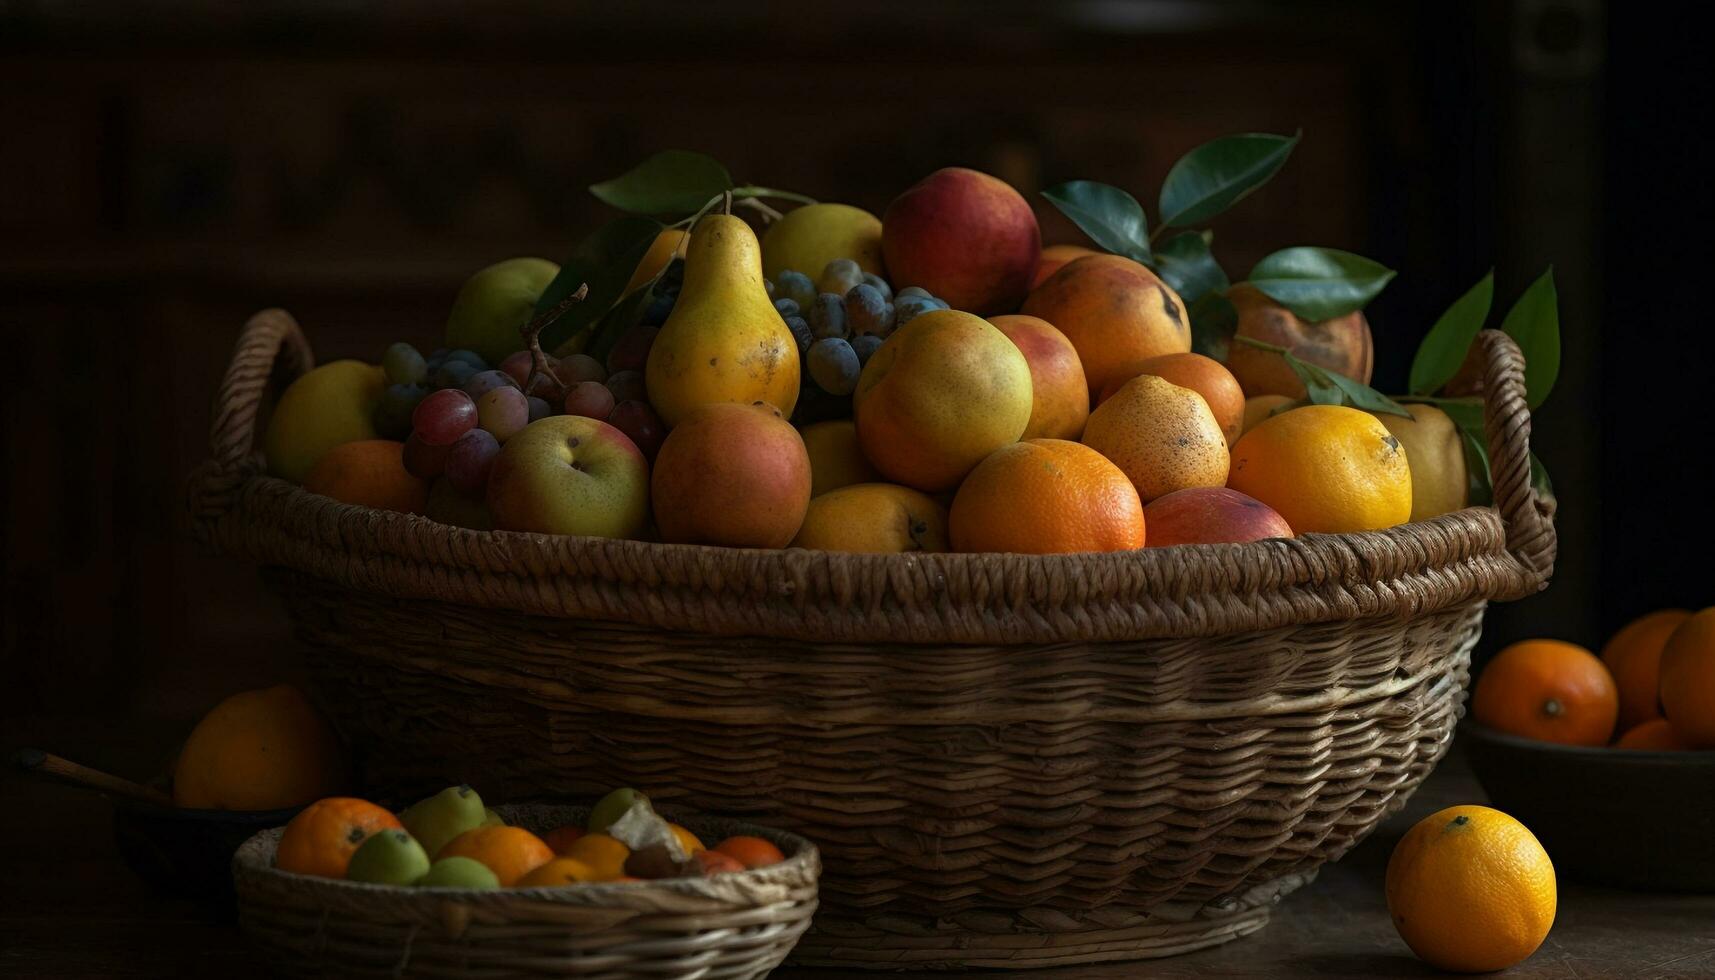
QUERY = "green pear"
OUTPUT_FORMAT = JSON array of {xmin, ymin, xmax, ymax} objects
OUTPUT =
[
  {"xmin": 346, "ymin": 829, "xmax": 431, "ymax": 885},
  {"xmin": 588, "ymin": 787, "xmax": 651, "ymax": 834},
  {"xmin": 402, "ymin": 785, "xmax": 486, "ymax": 857},
  {"xmin": 645, "ymin": 214, "xmax": 801, "ymax": 427},
  {"xmin": 446, "ymin": 257, "xmax": 560, "ymax": 364},
  {"xmin": 416, "ymin": 856, "xmax": 500, "ymax": 890}
]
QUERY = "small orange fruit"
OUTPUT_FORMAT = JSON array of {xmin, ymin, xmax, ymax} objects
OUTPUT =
[
  {"xmin": 1472, "ymin": 639, "xmax": 1618, "ymax": 747},
  {"xmin": 541, "ymin": 825, "xmax": 586, "ymax": 855},
  {"xmin": 172, "ymin": 684, "xmax": 346, "ymax": 811},
  {"xmin": 693, "ymin": 849, "xmax": 746, "ymax": 875},
  {"xmin": 1614, "ymin": 718, "xmax": 1691, "ymax": 751},
  {"xmin": 275, "ymin": 797, "xmax": 403, "ymax": 879},
  {"xmin": 1098, "ymin": 353, "xmax": 1245, "ymax": 447},
  {"xmin": 1659, "ymin": 607, "xmax": 1715, "ymax": 748},
  {"xmin": 1022, "ymin": 254, "xmax": 1190, "ymax": 399},
  {"xmin": 713, "ymin": 836, "xmax": 786, "ymax": 869},
  {"xmin": 801, "ymin": 420, "xmax": 881, "ymax": 498},
  {"xmin": 516, "ymin": 857, "xmax": 600, "ymax": 887},
  {"xmin": 558, "ymin": 833, "xmax": 631, "ymax": 880},
  {"xmin": 791, "ymin": 483, "xmax": 949, "ymax": 553},
  {"xmin": 1386, "ymin": 805, "xmax": 1555, "ymax": 973},
  {"xmin": 949, "ymin": 439, "xmax": 1144, "ymax": 554},
  {"xmin": 1600, "ymin": 609, "xmax": 1691, "ymax": 732},
  {"xmin": 668, "ymin": 823, "xmax": 705, "ymax": 855},
  {"xmin": 302, "ymin": 439, "xmax": 428, "ymax": 515},
  {"xmin": 438, "ymin": 826, "xmax": 555, "ymax": 887},
  {"xmin": 1228, "ymin": 404, "xmax": 1411, "ymax": 534},
  {"xmin": 1081, "ymin": 375, "xmax": 1229, "ymax": 503}
]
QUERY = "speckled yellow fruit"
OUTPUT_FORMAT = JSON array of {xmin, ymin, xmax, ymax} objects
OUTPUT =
[
  {"xmin": 1242, "ymin": 395, "xmax": 1295, "ymax": 434},
  {"xmin": 790, "ymin": 483, "xmax": 948, "ymax": 553},
  {"xmin": 801, "ymin": 420, "xmax": 881, "ymax": 497},
  {"xmin": 853, "ymin": 310, "xmax": 1033, "ymax": 492},
  {"xmin": 626, "ymin": 228, "xmax": 689, "ymax": 294},
  {"xmin": 762, "ymin": 203, "xmax": 884, "ymax": 282},
  {"xmin": 1377, "ymin": 404, "xmax": 1468, "ymax": 522},
  {"xmin": 1229, "ymin": 405, "xmax": 1412, "ymax": 533},
  {"xmin": 172, "ymin": 685, "xmax": 346, "ymax": 811},
  {"xmin": 263, "ymin": 360, "xmax": 386, "ymax": 484},
  {"xmin": 1080, "ymin": 375, "xmax": 1228, "ymax": 502}
]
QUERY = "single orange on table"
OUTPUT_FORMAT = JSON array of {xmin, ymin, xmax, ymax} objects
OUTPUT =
[
  {"xmin": 948, "ymin": 439, "xmax": 1144, "ymax": 554},
  {"xmin": 1600, "ymin": 609, "xmax": 1690, "ymax": 732},
  {"xmin": 1659, "ymin": 607, "xmax": 1715, "ymax": 747},
  {"xmin": 438, "ymin": 826, "xmax": 554, "ymax": 886},
  {"xmin": 1472, "ymin": 639, "xmax": 1618, "ymax": 746},
  {"xmin": 1614, "ymin": 718, "xmax": 1691, "ymax": 751},
  {"xmin": 275, "ymin": 797, "xmax": 402, "ymax": 879},
  {"xmin": 713, "ymin": 836, "xmax": 786, "ymax": 869},
  {"xmin": 1386, "ymin": 804, "xmax": 1555, "ymax": 973}
]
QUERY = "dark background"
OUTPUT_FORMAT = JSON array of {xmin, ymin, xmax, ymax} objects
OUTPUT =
[{"xmin": 2, "ymin": 1, "xmax": 1708, "ymax": 730}]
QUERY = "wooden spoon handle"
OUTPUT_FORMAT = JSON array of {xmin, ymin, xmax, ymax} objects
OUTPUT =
[{"xmin": 12, "ymin": 747, "xmax": 175, "ymax": 808}]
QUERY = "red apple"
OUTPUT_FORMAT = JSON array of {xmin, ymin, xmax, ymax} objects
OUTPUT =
[{"xmin": 882, "ymin": 167, "xmax": 1041, "ymax": 315}]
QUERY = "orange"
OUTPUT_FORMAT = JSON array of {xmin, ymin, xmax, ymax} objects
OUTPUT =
[
  {"xmin": 1386, "ymin": 805, "xmax": 1555, "ymax": 973},
  {"xmin": 625, "ymin": 228, "xmax": 689, "ymax": 294},
  {"xmin": 275, "ymin": 797, "xmax": 402, "ymax": 879},
  {"xmin": 949, "ymin": 439, "xmax": 1144, "ymax": 554},
  {"xmin": 790, "ymin": 483, "xmax": 948, "ymax": 553},
  {"xmin": 800, "ymin": 420, "xmax": 881, "ymax": 498},
  {"xmin": 172, "ymin": 684, "xmax": 346, "ymax": 811},
  {"xmin": 1241, "ymin": 395, "xmax": 1294, "ymax": 435},
  {"xmin": 1228, "ymin": 405, "xmax": 1411, "ymax": 533},
  {"xmin": 713, "ymin": 836, "xmax": 786, "ymax": 869},
  {"xmin": 668, "ymin": 823, "xmax": 705, "ymax": 855},
  {"xmin": 1031, "ymin": 244, "xmax": 1097, "ymax": 289},
  {"xmin": 1614, "ymin": 718, "xmax": 1691, "ymax": 751},
  {"xmin": 302, "ymin": 439, "xmax": 428, "ymax": 514},
  {"xmin": 516, "ymin": 857, "xmax": 600, "ymax": 887},
  {"xmin": 988, "ymin": 314, "xmax": 1090, "ymax": 441},
  {"xmin": 558, "ymin": 832, "xmax": 631, "ymax": 880},
  {"xmin": 1022, "ymin": 254, "xmax": 1190, "ymax": 399},
  {"xmin": 1223, "ymin": 282, "xmax": 1374, "ymax": 399},
  {"xmin": 1600, "ymin": 609, "xmax": 1691, "ymax": 732},
  {"xmin": 1080, "ymin": 375, "xmax": 1228, "ymax": 503},
  {"xmin": 1097, "ymin": 353, "xmax": 1245, "ymax": 447},
  {"xmin": 1472, "ymin": 639, "xmax": 1618, "ymax": 747},
  {"xmin": 438, "ymin": 826, "xmax": 555, "ymax": 886},
  {"xmin": 541, "ymin": 824, "xmax": 586, "ymax": 855},
  {"xmin": 1659, "ymin": 607, "xmax": 1715, "ymax": 747}
]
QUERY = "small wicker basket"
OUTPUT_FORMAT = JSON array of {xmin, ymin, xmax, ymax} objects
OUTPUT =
[
  {"xmin": 192, "ymin": 310, "xmax": 1555, "ymax": 968},
  {"xmin": 232, "ymin": 804, "xmax": 819, "ymax": 978}
]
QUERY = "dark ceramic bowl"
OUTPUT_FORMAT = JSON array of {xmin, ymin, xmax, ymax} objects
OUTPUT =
[
  {"xmin": 112, "ymin": 790, "xmax": 302, "ymax": 914},
  {"xmin": 1463, "ymin": 722, "xmax": 1715, "ymax": 892}
]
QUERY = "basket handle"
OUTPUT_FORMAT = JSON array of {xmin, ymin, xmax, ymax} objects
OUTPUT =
[
  {"xmin": 186, "ymin": 309, "xmax": 315, "ymax": 533},
  {"xmin": 1473, "ymin": 328, "xmax": 1556, "ymax": 598}
]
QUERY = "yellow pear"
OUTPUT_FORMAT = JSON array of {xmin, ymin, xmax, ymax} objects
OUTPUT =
[{"xmin": 646, "ymin": 214, "xmax": 800, "ymax": 428}]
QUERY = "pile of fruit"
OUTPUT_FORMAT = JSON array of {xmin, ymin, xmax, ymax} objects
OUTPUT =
[
  {"xmin": 262, "ymin": 136, "xmax": 1559, "ymax": 553},
  {"xmin": 276, "ymin": 785, "xmax": 783, "ymax": 889},
  {"xmin": 1473, "ymin": 606, "xmax": 1715, "ymax": 751}
]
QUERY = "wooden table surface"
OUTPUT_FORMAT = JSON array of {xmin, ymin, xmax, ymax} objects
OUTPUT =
[{"xmin": 4, "ymin": 713, "xmax": 1711, "ymax": 979}]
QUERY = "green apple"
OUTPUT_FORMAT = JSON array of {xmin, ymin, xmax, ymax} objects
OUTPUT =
[
  {"xmin": 589, "ymin": 787, "xmax": 651, "ymax": 835},
  {"xmin": 445, "ymin": 258, "xmax": 560, "ymax": 364},
  {"xmin": 346, "ymin": 829, "xmax": 431, "ymax": 884},
  {"xmin": 262, "ymin": 360, "xmax": 386, "ymax": 483},
  {"xmin": 416, "ymin": 856, "xmax": 500, "ymax": 890},
  {"xmin": 401, "ymin": 785, "xmax": 486, "ymax": 857},
  {"xmin": 486, "ymin": 417, "xmax": 650, "ymax": 539}
]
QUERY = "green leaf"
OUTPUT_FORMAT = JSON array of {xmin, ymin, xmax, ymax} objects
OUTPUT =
[
  {"xmin": 1461, "ymin": 427, "xmax": 1494, "ymax": 507},
  {"xmin": 1499, "ymin": 267, "xmax": 1559, "ymax": 409},
  {"xmin": 1530, "ymin": 452, "xmax": 1554, "ymax": 500},
  {"xmin": 1282, "ymin": 351, "xmax": 1411, "ymax": 418},
  {"xmin": 589, "ymin": 150, "xmax": 733, "ymax": 217},
  {"xmin": 534, "ymin": 216, "xmax": 664, "ymax": 350},
  {"xmin": 1153, "ymin": 231, "xmax": 1228, "ymax": 306},
  {"xmin": 1041, "ymin": 181, "xmax": 1151, "ymax": 262},
  {"xmin": 1189, "ymin": 292, "xmax": 1237, "ymax": 360},
  {"xmin": 1158, "ymin": 131, "xmax": 1299, "ymax": 229},
  {"xmin": 1246, "ymin": 246, "xmax": 1396, "ymax": 321},
  {"xmin": 1409, "ymin": 271, "xmax": 1494, "ymax": 396}
]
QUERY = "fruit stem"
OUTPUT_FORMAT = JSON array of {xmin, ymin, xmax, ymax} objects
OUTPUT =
[
  {"xmin": 1233, "ymin": 334, "xmax": 1290, "ymax": 355},
  {"xmin": 520, "ymin": 283, "xmax": 588, "ymax": 403},
  {"xmin": 735, "ymin": 196, "xmax": 784, "ymax": 223},
  {"xmin": 721, "ymin": 189, "xmax": 733, "ymax": 216},
  {"xmin": 730, "ymin": 185, "xmax": 818, "ymax": 207}
]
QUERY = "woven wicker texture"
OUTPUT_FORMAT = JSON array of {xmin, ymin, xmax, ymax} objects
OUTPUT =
[
  {"xmin": 232, "ymin": 805, "xmax": 819, "ymax": 978},
  {"xmin": 190, "ymin": 310, "xmax": 1555, "ymax": 967}
]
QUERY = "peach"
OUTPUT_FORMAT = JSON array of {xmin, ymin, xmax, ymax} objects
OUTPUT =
[
  {"xmin": 1097, "ymin": 352, "xmax": 1244, "ymax": 446},
  {"xmin": 1032, "ymin": 244, "xmax": 1097, "ymax": 289},
  {"xmin": 1224, "ymin": 282, "xmax": 1374, "ymax": 398},
  {"xmin": 1142, "ymin": 487, "xmax": 1294, "ymax": 547},
  {"xmin": 988, "ymin": 314, "xmax": 1090, "ymax": 440},
  {"xmin": 853, "ymin": 309, "xmax": 1033, "ymax": 492},
  {"xmin": 882, "ymin": 167, "xmax": 1041, "ymax": 315},
  {"xmin": 651, "ymin": 402, "xmax": 811, "ymax": 547},
  {"xmin": 1022, "ymin": 255, "xmax": 1190, "ymax": 400}
]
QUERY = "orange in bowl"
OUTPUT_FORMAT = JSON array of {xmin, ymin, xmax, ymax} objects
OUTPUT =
[{"xmin": 1472, "ymin": 639, "xmax": 1617, "ymax": 747}]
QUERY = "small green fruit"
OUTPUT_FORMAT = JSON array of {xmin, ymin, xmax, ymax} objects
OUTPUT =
[
  {"xmin": 446, "ymin": 258, "xmax": 561, "ymax": 364},
  {"xmin": 589, "ymin": 787, "xmax": 651, "ymax": 834},
  {"xmin": 481, "ymin": 807, "xmax": 506, "ymax": 827},
  {"xmin": 346, "ymin": 830, "xmax": 431, "ymax": 885},
  {"xmin": 416, "ymin": 856, "xmax": 500, "ymax": 890},
  {"xmin": 402, "ymin": 785, "xmax": 487, "ymax": 857}
]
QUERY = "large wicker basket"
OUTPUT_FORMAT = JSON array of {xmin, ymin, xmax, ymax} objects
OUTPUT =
[{"xmin": 190, "ymin": 310, "xmax": 1555, "ymax": 969}]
